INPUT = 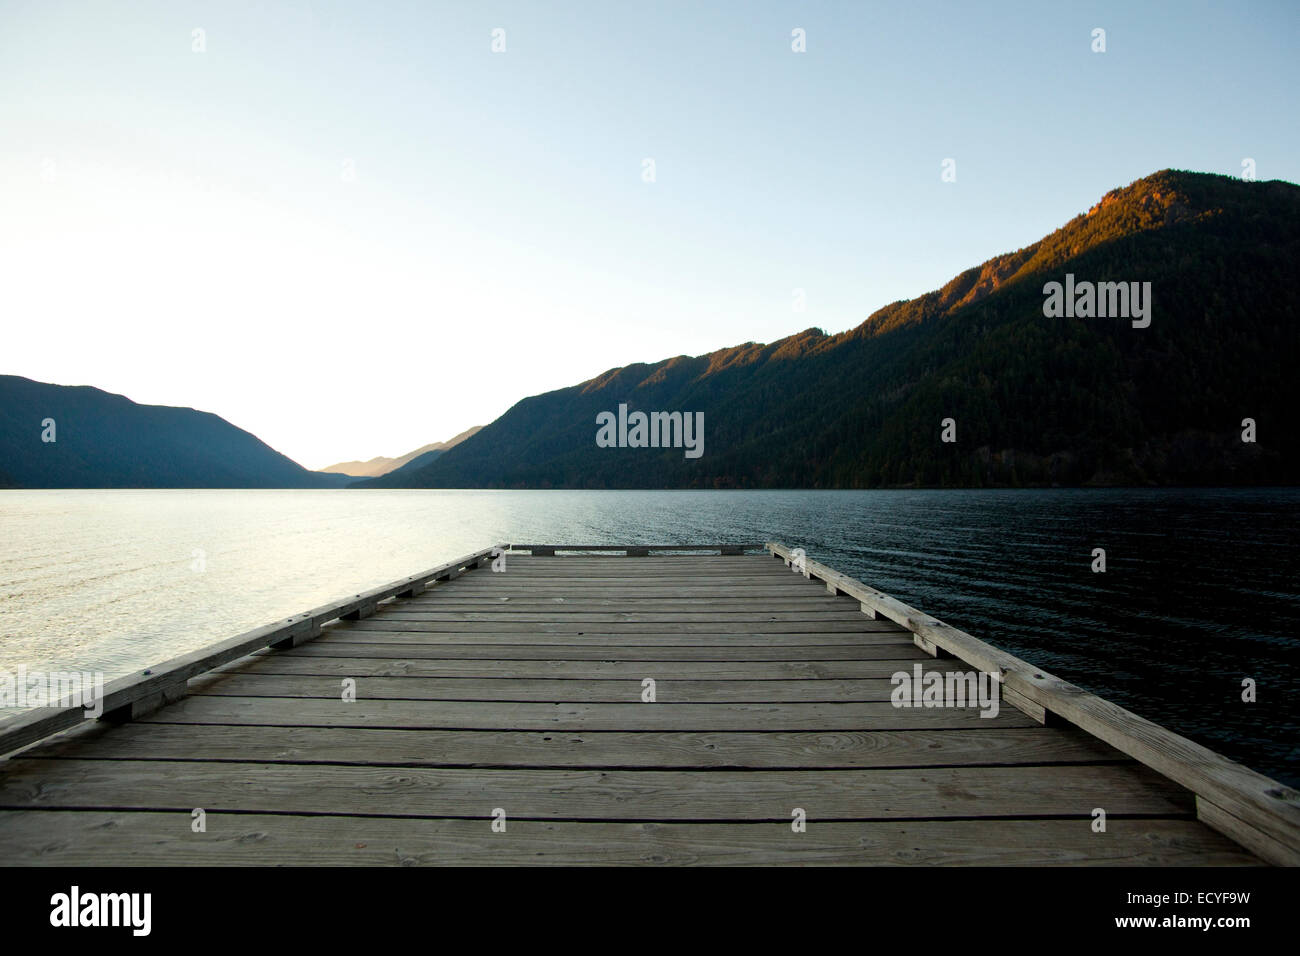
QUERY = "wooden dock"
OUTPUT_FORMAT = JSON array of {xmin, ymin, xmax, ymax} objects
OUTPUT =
[{"xmin": 1, "ymin": 543, "xmax": 1296, "ymax": 865}]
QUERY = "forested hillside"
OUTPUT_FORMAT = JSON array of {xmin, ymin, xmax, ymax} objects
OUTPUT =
[{"xmin": 355, "ymin": 171, "xmax": 1296, "ymax": 489}]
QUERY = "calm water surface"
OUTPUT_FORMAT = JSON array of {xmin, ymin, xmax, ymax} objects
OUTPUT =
[{"xmin": 1, "ymin": 488, "xmax": 1296, "ymax": 785}]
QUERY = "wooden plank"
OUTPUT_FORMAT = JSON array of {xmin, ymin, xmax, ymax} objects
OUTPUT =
[
  {"xmin": 334, "ymin": 620, "xmax": 899, "ymax": 634},
  {"xmin": 460, "ymin": 562, "xmax": 790, "ymax": 569},
  {"xmin": 502, "ymin": 568, "xmax": 773, "ymax": 573},
  {"xmin": 400, "ymin": 598, "xmax": 849, "ymax": 609},
  {"xmin": 435, "ymin": 588, "xmax": 822, "ymax": 597},
  {"xmin": 0, "ymin": 760, "xmax": 1191, "ymax": 819},
  {"xmin": 490, "ymin": 576, "xmax": 792, "ymax": 583},
  {"xmin": 19, "ymin": 722, "xmax": 1131, "ymax": 769},
  {"xmin": 218, "ymin": 654, "xmax": 935, "ymax": 680},
  {"xmin": 451, "ymin": 566, "xmax": 802, "ymax": 576},
  {"xmin": 378, "ymin": 610, "xmax": 872, "ymax": 622},
  {"xmin": 439, "ymin": 589, "xmax": 820, "ymax": 598},
  {"xmin": 425, "ymin": 567, "xmax": 798, "ymax": 574},
  {"xmin": 474, "ymin": 573, "xmax": 797, "ymax": 582},
  {"xmin": 451, "ymin": 567, "xmax": 798, "ymax": 576},
  {"xmin": 0, "ymin": 812, "xmax": 1254, "ymax": 866},
  {"xmin": 192, "ymin": 674, "xmax": 910, "ymax": 703},
  {"xmin": 508, "ymin": 544, "xmax": 764, "ymax": 554},
  {"xmin": 765, "ymin": 540, "xmax": 1300, "ymax": 856},
  {"xmin": 423, "ymin": 565, "xmax": 795, "ymax": 574},
  {"xmin": 318, "ymin": 628, "xmax": 912, "ymax": 647},
  {"xmin": 132, "ymin": 696, "xmax": 1041, "ymax": 730},
  {"xmin": 278, "ymin": 642, "xmax": 923, "ymax": 661},
  {"xmin": 500, "ymin": 553, "xmax": 770, "ymax": 560}
]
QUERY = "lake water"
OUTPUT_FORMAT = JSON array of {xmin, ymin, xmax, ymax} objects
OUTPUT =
[{"xmin": 1, "ymin": 488, "xmax": 1296, "ymax": 786}]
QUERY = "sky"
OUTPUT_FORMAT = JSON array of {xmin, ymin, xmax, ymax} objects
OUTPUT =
[{"xmin": 2, "ymin": 0, "xmax": 1297, "ymax": 470}]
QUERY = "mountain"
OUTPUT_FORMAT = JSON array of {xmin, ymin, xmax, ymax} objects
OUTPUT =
[
  {"xmin": 382, "ymin": 447, "xmax": 444, "ymax": 477},
  {"xmin": 361, "ymin": 170, "xmax": 1300, "ymax": 489},
  {"xmin": 320, "ymin": 426, "xmax": 482, "ymax": 478},
  {"xmin": 0, "ymin": 376, "xmax": 350, "ymax": 489}
]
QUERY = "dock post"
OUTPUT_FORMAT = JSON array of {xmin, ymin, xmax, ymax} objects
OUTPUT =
[
  {"xmin": 102, "ymin": 679, "xmax": 189, "ymax": 723},
  {"xmin": 341, "ymin": 601, "xmax": 378, "ymax": 620},
  {"xmin": 270, "ymin": 622, "xmax": 323, "ymax": 648}
]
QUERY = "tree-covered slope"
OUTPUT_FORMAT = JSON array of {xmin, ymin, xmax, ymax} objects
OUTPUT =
[{"xmin": 369, "ymin": 169, "xmax": 1299, "ymax": 488}]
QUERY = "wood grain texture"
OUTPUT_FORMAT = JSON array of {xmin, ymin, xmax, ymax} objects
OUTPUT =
[
  {"xmin": 0, "ymin": 759, "xmax": 1191, "ymax": 819},
  {"xmin": 133, "ymin": 696, "xmax": 1041, "ymax": 730},
  {"xmin": 223, "ymin": 652, "xmax": 934, "ymax": 680},
  {"xmin": 0, "ymin": 811, "xmax": 1255, "ymax": 866},
  {"xmin": 280, "ymin": 641, "xmax": 925, "ymax": 661},
  {"xmin": 18, "ymin": 722, "xmax": 1130, "ymax": 769},
  {"xmin": 192, "ymin": 673, "xmax": 913, "ymax": 702}
]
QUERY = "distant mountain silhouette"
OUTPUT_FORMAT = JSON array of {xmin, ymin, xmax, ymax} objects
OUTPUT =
[
  {"xmin": 320, "ymin": 426, "xmax": 482, "ymax": 478},
  {"xmin": 0, "ymin": 376, "xmax": 349, "ymax": 489},
  {"xmin": 380, "ymin": 447, "xmax": 444, "ymax": 477},
  {"xmin": 360, "ymin": 170, "xmax": 1300, "ymax": 489}
]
